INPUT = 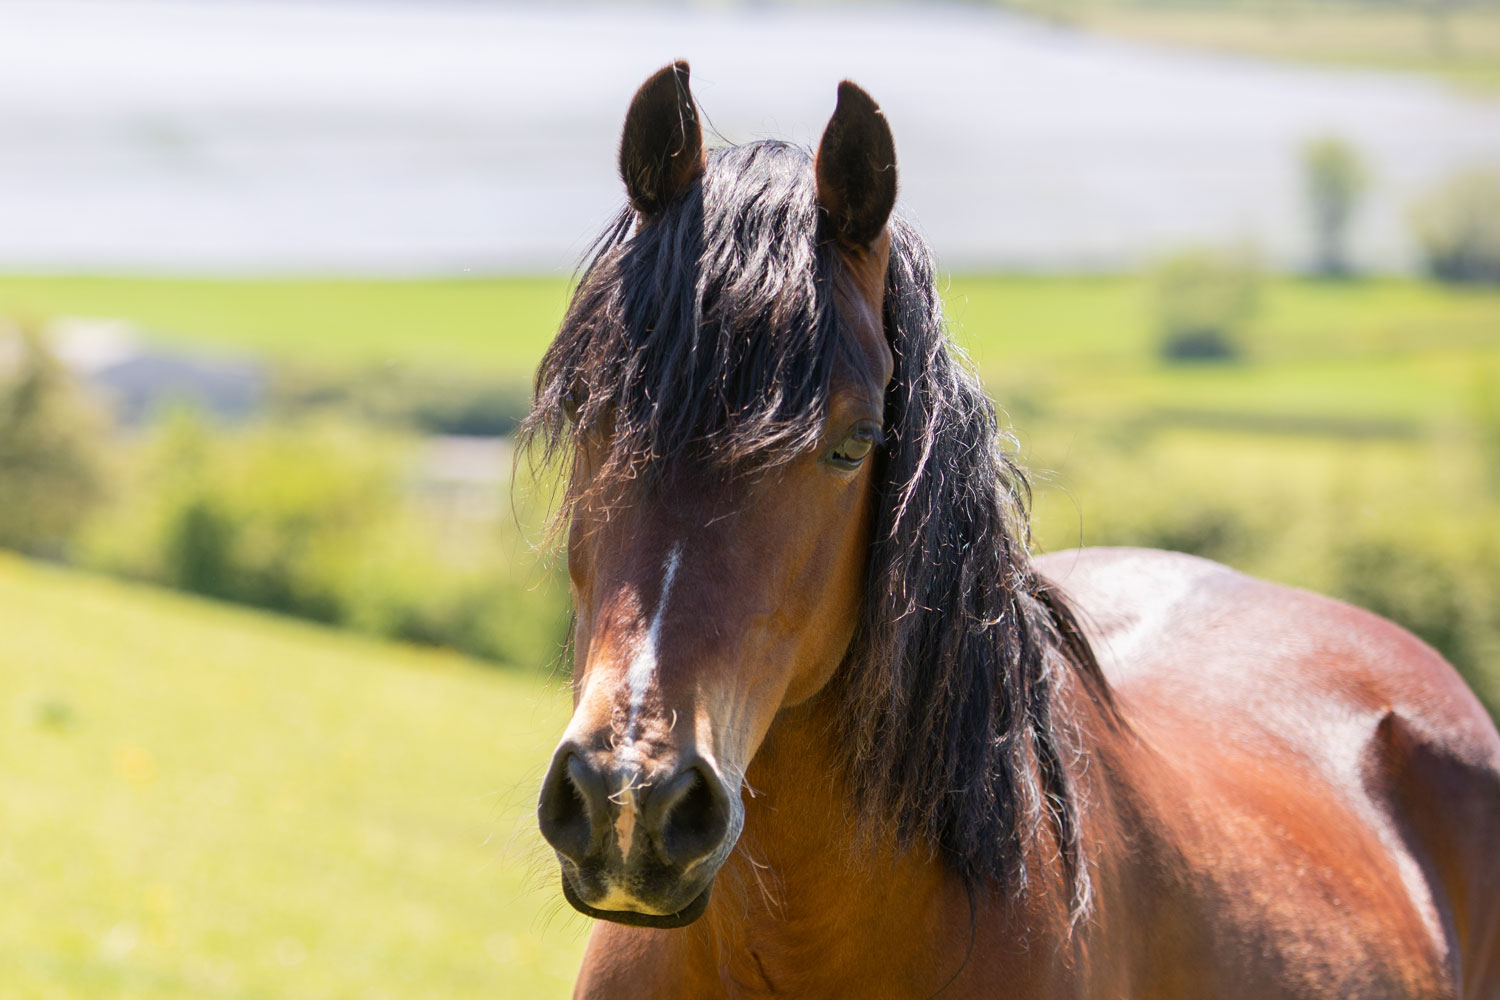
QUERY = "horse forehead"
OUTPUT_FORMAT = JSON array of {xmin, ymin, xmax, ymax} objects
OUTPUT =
[
  {"xmin": 841, "ymin": 229, "xmax": 891, "ymax": 305},
  {"xmin": 831, "ymin": 237, "xmax": 894, "ymax": 392},
  {"xmin": 591, "ymin": 469, "xmax": 816, "ymax": 562}
]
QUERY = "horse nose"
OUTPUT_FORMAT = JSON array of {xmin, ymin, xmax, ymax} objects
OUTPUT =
[
  {"xmin": 645, "ymin": 756, "xmax": 733, "ymax": 869},
  {"xmin": 537, "ymin": 745, "xmax": 609, "ymax": 865},
  {"xmin": 538, "ymin": 744, "xmax": 733, "ymax": 870}
]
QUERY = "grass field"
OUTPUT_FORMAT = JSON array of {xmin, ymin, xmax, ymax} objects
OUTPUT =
[
  {"xmin": 3, "ymin": 270, "xmax": 1498, "ymax": 996},
  {"xmin": 1001, "ymin": 1, "xmax": 1500, "ymax": 93},
  {"xmin": 0, "ymin": 554, "xmax": 587, "ymax": 999},
  {"xmin": 0, "ymin": 276, "xmax": 573, "ymax": 377},
  {"xmin": 5, "ymin": 273, "xmax": 1498, "ymax": 434}
]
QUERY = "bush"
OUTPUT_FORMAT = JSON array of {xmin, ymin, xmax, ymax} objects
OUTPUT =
[
  {"xmin": 1411, "ymin": 169, "xmax": 1500, "ymax": 285},
  {"xmin": 271, "ymin": 364, "xmax": 533, "ymax": 436},
  {"xmin": 1150, "ymin": 247, "xmax": 1261, "ymax": 362},
  {"xmin": 1028, "ymin": 423, "xmax": 1500, "ymax": 723},
  {"xmin": 1473, "ymin": 371, "xmax": 1500, "ymax": 497},
  {"xmin": 81, "ymin": 412, "xmax": 399, "ymax": 619},
  {"xmin": 0, "ymin": 324, "xmax": 109, "ymax": 556},
  {"xmin": 78, "ymin": 412, "xmax": 570, "ymax": 670},
  {"xmin": 1334, "ymin": 534, "xmax": 1500, "ymax": 718}
]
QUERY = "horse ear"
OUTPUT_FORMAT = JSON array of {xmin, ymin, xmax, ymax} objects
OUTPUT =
[
  {"xmin": 815, "ymin": 81, "xmax": 897, "ymax": 249},
  {"xmin": 619, "ymin": 61, "xmax": 705, "ymax": 217}
]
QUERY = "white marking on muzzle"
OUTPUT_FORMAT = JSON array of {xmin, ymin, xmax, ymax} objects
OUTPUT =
[
  {"xmin": 613, "ymin": 785, "xmax": 637, "ymax": 858},
  {"xmin": 591, "ymin": 880, "xmax": 671, "ymax": 916}
]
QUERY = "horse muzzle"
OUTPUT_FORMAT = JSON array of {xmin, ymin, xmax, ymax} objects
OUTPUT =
[{"xmin": 537, "ymin": 741, "xmax": 740, "ymax": 928}]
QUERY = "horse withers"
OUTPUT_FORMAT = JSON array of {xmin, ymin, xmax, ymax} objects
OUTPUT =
[{"xmin": 527, "ymin": 62, "xmax": 1500, "ymax": 998}]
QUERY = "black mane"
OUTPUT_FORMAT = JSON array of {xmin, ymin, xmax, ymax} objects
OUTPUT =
[
  {"xmin": 522, "ymin": 140, "xmax": 1110, "ymax": 916},
  {"xmin": 526, "ymin": 141, "xmax": 851, "ymax": 482}
]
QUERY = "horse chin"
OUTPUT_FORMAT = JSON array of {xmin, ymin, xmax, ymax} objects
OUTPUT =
[{"xmin": 560, "ymin": 875, "xmax": 713, "ymax": 929}]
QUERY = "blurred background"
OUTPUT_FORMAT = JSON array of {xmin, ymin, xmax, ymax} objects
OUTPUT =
[{"xmin": 2, "ymin": 0, "xmax": 1497, "ymax": 996}]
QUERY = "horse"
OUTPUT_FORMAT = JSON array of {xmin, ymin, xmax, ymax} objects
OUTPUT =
[{"xmin": 525, "ymin": 61, "xmax": 1500, "ymax": 999}]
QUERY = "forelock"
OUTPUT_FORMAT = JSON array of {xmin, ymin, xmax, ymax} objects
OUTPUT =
[{"xmin": 524, "ymin": 140, "xmax": 860, "ymax": 485}]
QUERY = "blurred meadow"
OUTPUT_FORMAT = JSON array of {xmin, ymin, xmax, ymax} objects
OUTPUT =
[
  {"xmin": 2, "ymin": 0, "xmax": 1499, "ymax": 997},
  {"xmin": 1010, "ymin": 0, "xmax": 1500, "ymax": 92}
]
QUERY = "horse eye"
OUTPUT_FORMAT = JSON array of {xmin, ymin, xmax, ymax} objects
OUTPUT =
[
  {"xmin": 561, "ymin": 386, "xmax": 584, "ymax": 424},
  {"xmin": 827, "ymin": 422, "xmax": 881, "ymax": 470}
]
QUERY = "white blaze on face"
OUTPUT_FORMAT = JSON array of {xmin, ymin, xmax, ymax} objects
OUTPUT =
[
  {"xmin": 624, "ymin": 542, "xmax": 683, "ymax": 739},
  {"xmin": 614, "ymin": 542, "xmax": 683, "ymax": 859}
]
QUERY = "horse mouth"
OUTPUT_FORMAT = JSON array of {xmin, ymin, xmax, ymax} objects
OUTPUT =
[{"xmin": 560, "ymin": 874, "xmax": 713, "ymax": 929}]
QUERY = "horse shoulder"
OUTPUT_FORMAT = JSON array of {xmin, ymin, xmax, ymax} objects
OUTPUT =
[{"xmin": 1037, "ymin": 546, "xmax": 1500, "ymax": 999}]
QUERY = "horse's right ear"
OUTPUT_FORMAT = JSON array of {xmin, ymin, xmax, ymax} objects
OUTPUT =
[{"xmin": 619, "ymin": 61, "xmax": 705, "ymax": 218}]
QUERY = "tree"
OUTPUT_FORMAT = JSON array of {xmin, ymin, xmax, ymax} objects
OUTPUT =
[
  {"xmin": 0, "ymin": 323, "xmax": 109, "ymax": 555},
  {"xmin": 1302, "ymin": 136, "xmax": 1367, "ymax": 278},
  {"xmin": 1412, "ymin": 169, "xmax": 1500, "ymax": 285}
]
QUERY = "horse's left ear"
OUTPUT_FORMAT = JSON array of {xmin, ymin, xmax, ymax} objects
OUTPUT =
[
  {"xmin": 815, "ymin": 81, "xmax": 897, "ymax": 249},
  {"xmin": 620, "ymin": 61, "xmax": 706, "ymax": 218}
]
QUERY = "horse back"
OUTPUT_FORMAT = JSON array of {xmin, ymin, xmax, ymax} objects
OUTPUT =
[{"xmin": 1038, "ymin": 547, "xmax": 1500, "ymax": 999}]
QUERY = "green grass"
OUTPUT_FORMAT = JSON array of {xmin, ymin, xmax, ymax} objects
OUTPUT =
[
  {"xmin": 943, "ymin": 276, "xmax": 1500, "ymax": 433},
  {"xmin": 0, "ymin": 276, "xmax": 573, "ymax": 376},
  {"xmin": 0, "ymin": 553, "xmax": 587, "ymax": 999},
  {"xmin": 998, "ymin": 2, "xmax": 1500, "ymax": 93},
  {"xmin": 5, "ymin": 274, "xmax": 1498, "ymax": 435},
  {"xmin": 3, "ymin": 270, "xmax": 1498, "ymax": 994}
]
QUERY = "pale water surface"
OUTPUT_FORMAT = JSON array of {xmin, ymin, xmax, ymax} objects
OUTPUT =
[{"xmin": 2, "ymin": 0, "xmax": 1498, "ymax": 274}]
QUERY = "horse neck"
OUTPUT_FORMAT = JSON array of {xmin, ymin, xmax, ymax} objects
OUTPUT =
[{"xmin": 689, "ymin": 693, "xmax": 1093, "ymax": 998}]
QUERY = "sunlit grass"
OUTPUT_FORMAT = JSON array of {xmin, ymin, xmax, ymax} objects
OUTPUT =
[
  {"xmin": 0, "ymin": 554, "xmax": 586, "ymax": 999},
  {"xmin": 1004, "ymin": 2, "xmax": 1500, "ymax": 93},
  {"xmin": 2, "ymin": 268, "xmax": 1497, "ymax": 994},
  {"xmin": 4, "ymin": 274, "xmax": 1497, "ymax": 435},
  {"xmin": 949, "ymin": 276, "xmax": 1500, "ymax": 434},
  {"xmin": 0, "ymin": 276, "xmax": 572, "ymax": 376}
]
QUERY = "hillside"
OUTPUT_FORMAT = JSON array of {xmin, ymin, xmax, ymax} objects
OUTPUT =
[{"xmin": 0, "ymin": 555, "xmax": 585, "ymax": 998}]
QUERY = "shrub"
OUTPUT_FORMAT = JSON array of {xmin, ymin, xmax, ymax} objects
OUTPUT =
[
  {"xmin": 1028, "ymin": 424, "xmax": 1500, "ymax": 724},
  {"xmin": 1150, "ymin": 247, "xmax": 1261, "ymax": 362},
  {"xmin": 271, "ymin": 364, "xmax": 532, "ymax": 436},
  {"xmin": 81, "ymin": 412, "xmax": 398, "ymax": 619},
  {"xmin": 0, "ymin": 324, "xmax": 109, "ymax": 556},
  {"xmin": 1411, "ymin": 169, "xmax": 1500, "ymax": 285},
  {"xmin": 1334, "ymin": 534, "xmax": 1500, "ymax": 718},
  {"xmin": 1474, "ymin": 372, "xmax": 1500, "ymax": 497},
  {"xmin": 77, "ymin": 412, "xmax": 570, "ymax": 670}
]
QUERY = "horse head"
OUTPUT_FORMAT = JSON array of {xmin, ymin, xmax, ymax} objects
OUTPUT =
[{"xmin": 531, "ymin": 62, "xmax": 898, "ymax": 927}]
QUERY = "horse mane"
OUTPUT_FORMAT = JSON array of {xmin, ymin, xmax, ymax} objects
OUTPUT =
[
  {"xmin": 834, "ymin": 213, "xmax": 1110, "ymax": 918},
  {"xmin": 524, "ymin": 141, "xmax": 849, "ymax": 486},
  {"xmin": 521, "ymin": 139, "xmax": 1112, "ymax": 917}
]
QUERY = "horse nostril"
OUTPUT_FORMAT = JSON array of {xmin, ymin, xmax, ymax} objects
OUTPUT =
[
  {"xmin": 538, "ymin": 749, "xmax": 605, "ymax": 864},
  {"xmin": 653, "ymin": 761, "xmax": 732, "ymax": 867}
]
